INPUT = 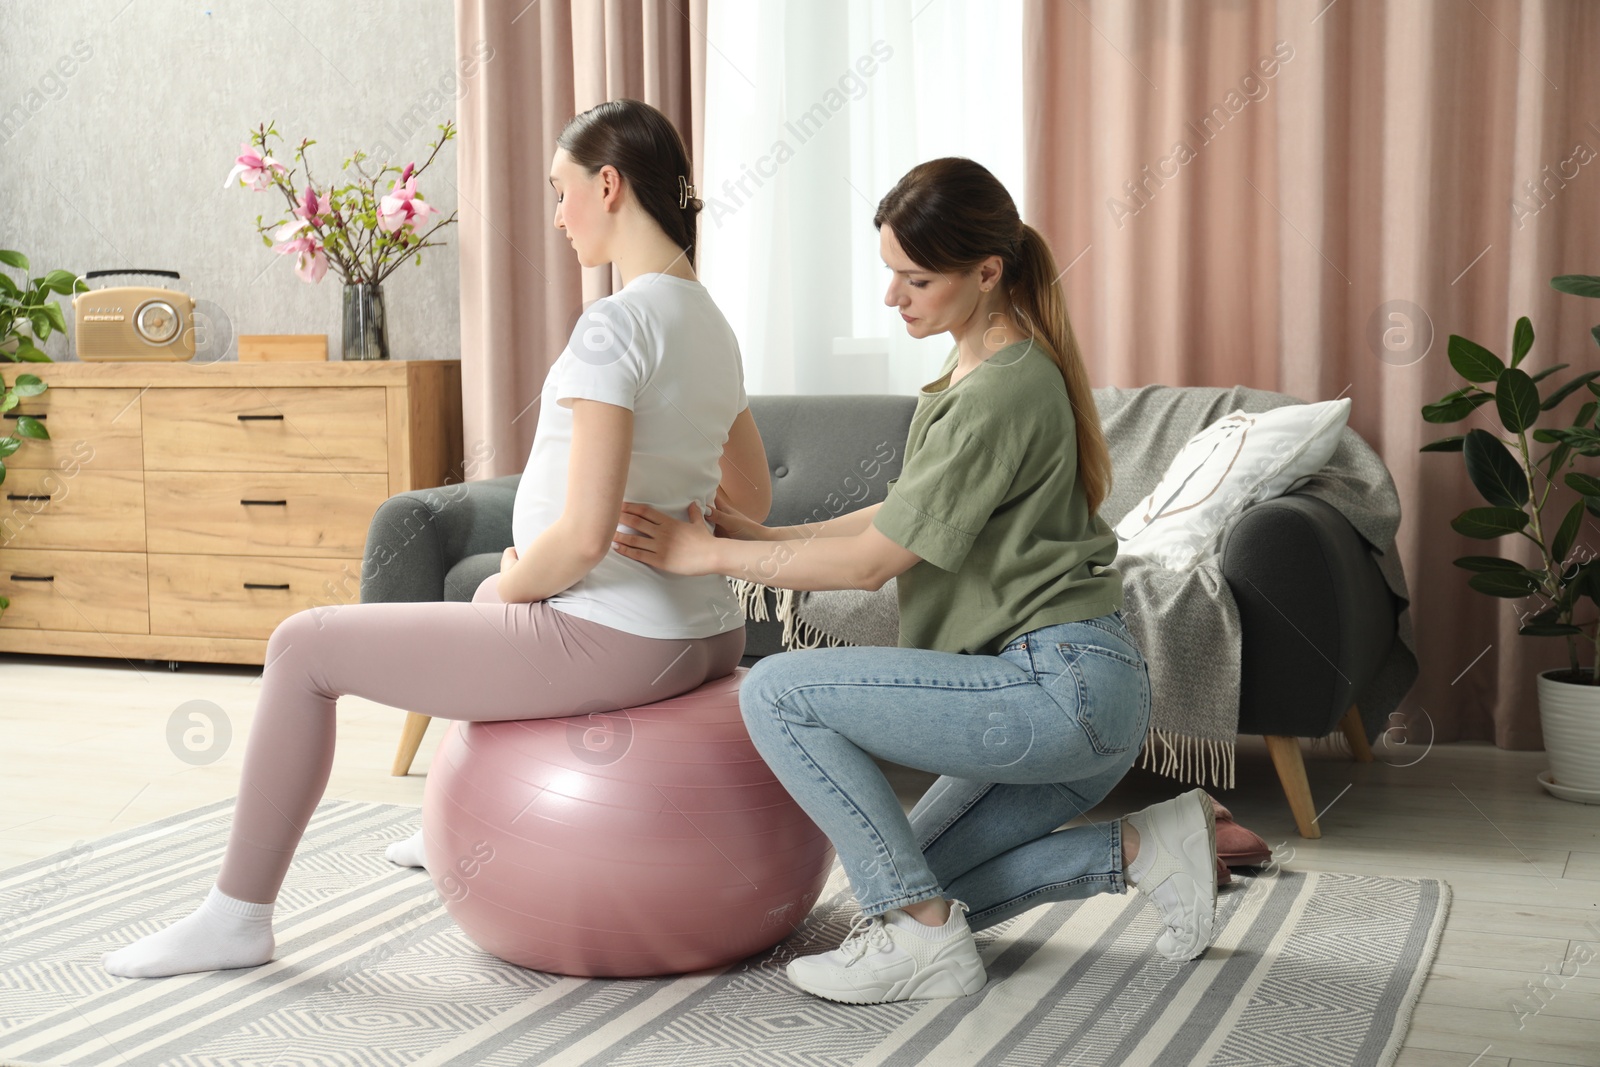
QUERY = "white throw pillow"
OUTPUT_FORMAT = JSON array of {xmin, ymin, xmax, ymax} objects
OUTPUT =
[{"xmin": 1112, "ymin": 398, "xmax": 1352, "ymax": 571}]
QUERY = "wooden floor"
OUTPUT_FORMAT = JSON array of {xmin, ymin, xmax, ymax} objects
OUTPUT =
[{"xmin": 1, "ymin": 651, "xmax": 1596, "ymax": 1066}]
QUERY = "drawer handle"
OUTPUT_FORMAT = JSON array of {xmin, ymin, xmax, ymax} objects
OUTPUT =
[
  {"xmin": 10, "ymin": 574, "xmax": 54, "ymax": 582},
  {"xmin": 6, "ymin": 493, "xmax": 52, "ymax": 501},
  {"xmin": 243, "ymin": 582, "xmax": 291, "ymax": 590},
  {"xmin": 2, "ymin": 412, "xmax": 45, "ymax": 420},
  {"xmin": 240, "ymin": 499, "xmax": 289, "ymax": 506},
  {"xmin": 236, "ymin": 414, "xmax": 285, "ymax": 421}
]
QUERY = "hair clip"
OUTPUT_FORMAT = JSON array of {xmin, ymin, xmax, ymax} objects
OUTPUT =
[{"xmin": 678, "ymin": 174, "xmax": 698, "ymax": 209}]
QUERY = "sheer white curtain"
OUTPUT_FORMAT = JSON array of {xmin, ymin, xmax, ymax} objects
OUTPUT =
[{"xmin": 698, "ymin": 0, "xmax": 1024, "ymax": 397}]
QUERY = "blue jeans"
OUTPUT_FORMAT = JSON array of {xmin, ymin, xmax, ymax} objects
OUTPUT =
[{"xmin": 739, "ymin": 610, "xmax": 1152, "ymax": 929}]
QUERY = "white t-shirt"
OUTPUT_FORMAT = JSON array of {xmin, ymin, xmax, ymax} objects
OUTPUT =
[{"xmin": 510, "ymin": 272, "xmax": 748, "ymax": 640}]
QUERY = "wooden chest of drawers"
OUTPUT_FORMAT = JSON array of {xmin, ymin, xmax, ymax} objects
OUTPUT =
[{"xmin": 0, "ymin": 360, "xmax": 462, "ymax": 665}]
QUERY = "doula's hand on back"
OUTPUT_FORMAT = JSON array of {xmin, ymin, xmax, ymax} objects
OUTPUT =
[{"xmin": 709, "ymin": 488, "xmax": 768, "ymax": 541}]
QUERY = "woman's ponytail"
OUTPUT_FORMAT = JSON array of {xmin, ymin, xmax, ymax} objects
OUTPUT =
[
  {"xmin": 678, "ymin": 179, "xmax": 703, "ymax": 266},
  {"xmin": 1007, "ymin": 223, "xmax": 1113, "ymax": 516}
]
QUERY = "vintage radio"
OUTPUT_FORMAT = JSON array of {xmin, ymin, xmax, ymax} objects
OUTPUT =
[{"xmin": 72, "ymin": 268, "xmax": 197, "ymax": 361}]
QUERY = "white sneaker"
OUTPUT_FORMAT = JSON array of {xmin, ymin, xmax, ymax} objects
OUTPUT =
[
  {"xmin": 1125, "ymin": 788, "xmax": 1219, "ymax": 961},
  {"xmin": 785, "ymin": 900, "xmax": 988, "ymax": 1004}
]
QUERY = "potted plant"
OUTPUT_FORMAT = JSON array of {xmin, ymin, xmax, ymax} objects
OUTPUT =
[
  {"xmin": 224, "ymin": 121, "xmax": 459, "ymax": 361},
  {"xmin": 0, "ymin": 249, "xmax": 75, "ymax": 621},
  {"xmin": 1, "ymin": 249, "xmax": 85, "ymax": 364},
  {"xmin": 1422, "ymin": 272, "xmax": 1600, "ymax": 802}
]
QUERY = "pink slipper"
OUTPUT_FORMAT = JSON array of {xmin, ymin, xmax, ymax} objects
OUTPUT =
[{"xmin": 1205, "ymin": 793, "xmax": 1274, "ymax": 869}]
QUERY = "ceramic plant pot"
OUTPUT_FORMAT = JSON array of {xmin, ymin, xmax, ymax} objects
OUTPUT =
[{"xmin": 1536, "ymin": 667, "xmax": 1600, "ymax": 802}]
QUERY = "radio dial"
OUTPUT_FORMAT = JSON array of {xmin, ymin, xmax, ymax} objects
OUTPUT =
[{"xmin": 135, "ymin": 300, "xmax": 179, "ymax": 344}]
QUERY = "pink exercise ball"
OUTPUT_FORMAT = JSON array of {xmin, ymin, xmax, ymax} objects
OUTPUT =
[{"xmin": 421, "ymin": 667, "xmax": 835, "ymax": 977}]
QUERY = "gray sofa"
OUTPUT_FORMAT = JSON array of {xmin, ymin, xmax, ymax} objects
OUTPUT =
[{"xmin": 364, "ymin": 391, "xmax": 1397, "ymax": 834}]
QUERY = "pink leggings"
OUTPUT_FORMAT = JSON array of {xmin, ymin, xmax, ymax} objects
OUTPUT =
[{"xmin": 216, "ymin": 574, "xmax": 746, "ymax": 904}]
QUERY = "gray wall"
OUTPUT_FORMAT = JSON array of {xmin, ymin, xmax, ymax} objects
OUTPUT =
[{"xmin": 0, "ymin": 0, "xmax": 464, "ymax": 362}]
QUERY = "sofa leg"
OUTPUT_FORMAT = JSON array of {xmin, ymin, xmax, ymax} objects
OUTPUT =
[
  {"xmin": 1263, "ymin": 735, "xmax": 1322, "ymax": 839},
  {"xmin": 392, "ymin": 712, "xmax": 433, "ymax": 777},
  {"xmin": 1339, "ymin": 704, "xmax": 1375, "ymax": 763}
]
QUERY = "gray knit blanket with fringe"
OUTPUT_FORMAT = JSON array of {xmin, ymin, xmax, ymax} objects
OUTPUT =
[{"xmin": 726, "ymin": 384, "xmax": 1419, "ymax": 791}]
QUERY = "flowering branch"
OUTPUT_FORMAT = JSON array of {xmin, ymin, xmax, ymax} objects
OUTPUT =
[{"xmin": 224, "ymin": 121, "xmax": 459, "ymax": 287}]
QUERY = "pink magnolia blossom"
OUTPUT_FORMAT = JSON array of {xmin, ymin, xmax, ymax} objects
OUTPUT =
[
  {"xmin": 271, "ymin": 221, "xmax": 329, "ymax": 283},
  {"xmin": 378, "ymin": 172, "xmax": 441, "ymax": 234},
  {"xmin": 223, "ymin": 142, "xmax": 287, "ymax": 191},
  {"xmin": 293, "ymin": 185, "xmax": 329, "ymax": 226}
]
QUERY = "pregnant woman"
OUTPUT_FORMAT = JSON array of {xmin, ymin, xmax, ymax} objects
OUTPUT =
[
  {"xmin": 612, "ymin": 157, "xmax": 1220, "ymax": 1004},
  {"xmin": 102, "ymin": 99, "xmax": 762, "ymax": 978}
]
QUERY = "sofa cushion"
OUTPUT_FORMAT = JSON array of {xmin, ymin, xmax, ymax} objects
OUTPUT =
[
  {"xmin": 747, "ymin": 395, "xmax": 917, "ymax": 528},
  {"xmin": 1112, "ymin": 398, "xmax": 1351, "ymax": 570}
]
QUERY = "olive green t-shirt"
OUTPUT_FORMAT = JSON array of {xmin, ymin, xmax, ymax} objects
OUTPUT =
[{"xmin": 872, "ymin": 338, "xmax": 1123, "ymax": 656}]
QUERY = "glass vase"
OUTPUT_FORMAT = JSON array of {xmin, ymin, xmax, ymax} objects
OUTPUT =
[{"xmin": 341, "ymin": 281, "xmax": 389, "ymax": 361}]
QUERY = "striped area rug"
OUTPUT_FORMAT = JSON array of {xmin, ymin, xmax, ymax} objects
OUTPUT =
[{"xmin": 0, "ymin": 799, "xmax": 1448, "ymax": 1067}]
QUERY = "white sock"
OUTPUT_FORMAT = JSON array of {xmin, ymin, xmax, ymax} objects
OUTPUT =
[
  {"xmin": 886, "ymin": 906, "xmax": 961, "ymax": 940},
  {"xmin": 385, "ymin": 828, "xmax": 428, "ymax": 870},
  {"xmin": 1124, "ymin": 816, "xmax": 1156, "ymax": 886},
  {"xmin": 102, "ymin": 885, "xmax": 275, "ymax": 978}
]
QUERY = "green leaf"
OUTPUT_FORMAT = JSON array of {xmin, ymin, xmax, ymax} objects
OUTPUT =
[
  {"xmin": 1552, "ymin": 499, "xmax": 1584, "ymax": 565},
  {"xmin": 1529, "ymin": 363, "xmax": 1570, "ymax": 384},
  {"xmin": 40, "ymin": 303, "xmax": 66, "ymax": 335},
  {"xmin": 12, "ymin": 414, "xmax": 48, "ymax": 440},
  {"xmin": 1511, "ymin": 316, "xmax": 1533, "ymax": 367},
  {"xmin": 1420, "ymin": 434, "xmax": 1466, "ymax": 453},
  {"xmin": 1496, "ymin": 367, "xmax": 1541, "ymax": 432},
  {"xmin": 0, "ymin": 273, "xmax": 19, "ymax": 299},
  {"xmin": 1544, "ymin": 427, "xmax": 1600, "ymax": 456},
  {"xmin": 11, "ymin": 373, "xmax": 44, "ymax": 396},
  {"xmin": 1453, "ymin": 556, "xmax": 1530, "ymax": 572},
  {"xmin": 15, "ymin": 341, "xmax": 51, "ymax": 362},
  {"xmin": 1592, "ymin": 325, "xmax": 1600, "ymax": 349},
  {"xmin": 1451, "ymin": 506, "xmax": 1530, "ymax": 538},
  {"xmin": 1519, "ymin": 621, "xmax": 1584, "ymax": 636},
  {"xmin": 1567, "ymin": 472, "xmax": 1600, "ymax": 496},
  {"xmin": 1463, "ymin": 429, "xmax": 1529, "ymax": 507},
  {"xmin": 1542, "ymin": 370, "xmax": 1600, "ymax": 411},
  {"xmin": 1550, "ymin": 274, "xmax": 1600, "ymax": 299},
  {"xmin": 0, "ymin": 436, "xmax": 17, "ymax": 458},
  {"xmin": 1577, "ymin": 561, "xmax": 1600, "ymax": 602},
  {"xmin": 1468, "ymin": 569, "xmax": 1541, "ymax": 597},
  {"xmin": 1544, "ymin": 441, "xmax": 1572, "ymax": 480},
  {"xmin": 1448, "ymin": 334, "xmax": 1505, "ymax": 383},
  {"xmin": 40, "ymin": 270, "xmax": 78, "ymax": 295},
  {"xmin": 27, "ymin": 309, "xmax": 50, "ymax": 341},
  {"xmin": 0, "ymin": 393, "xmax": 15, "ymax": 413},
  {"xmin": 0, "ymin": 250, "xmax": 28, "ymax": 270},
  {"xmin": 1422, "ymin": 390, "xmax": 1494, "ymax": 424}
]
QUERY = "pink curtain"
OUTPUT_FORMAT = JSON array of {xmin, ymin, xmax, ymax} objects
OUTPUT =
[
  {"xmin": 1025, "ymin": 0, "xmax": 1600, "ymax": 748},
  {"xmin": 455, "ymin": 0, "xmax": 706, "ymax": 480}
]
